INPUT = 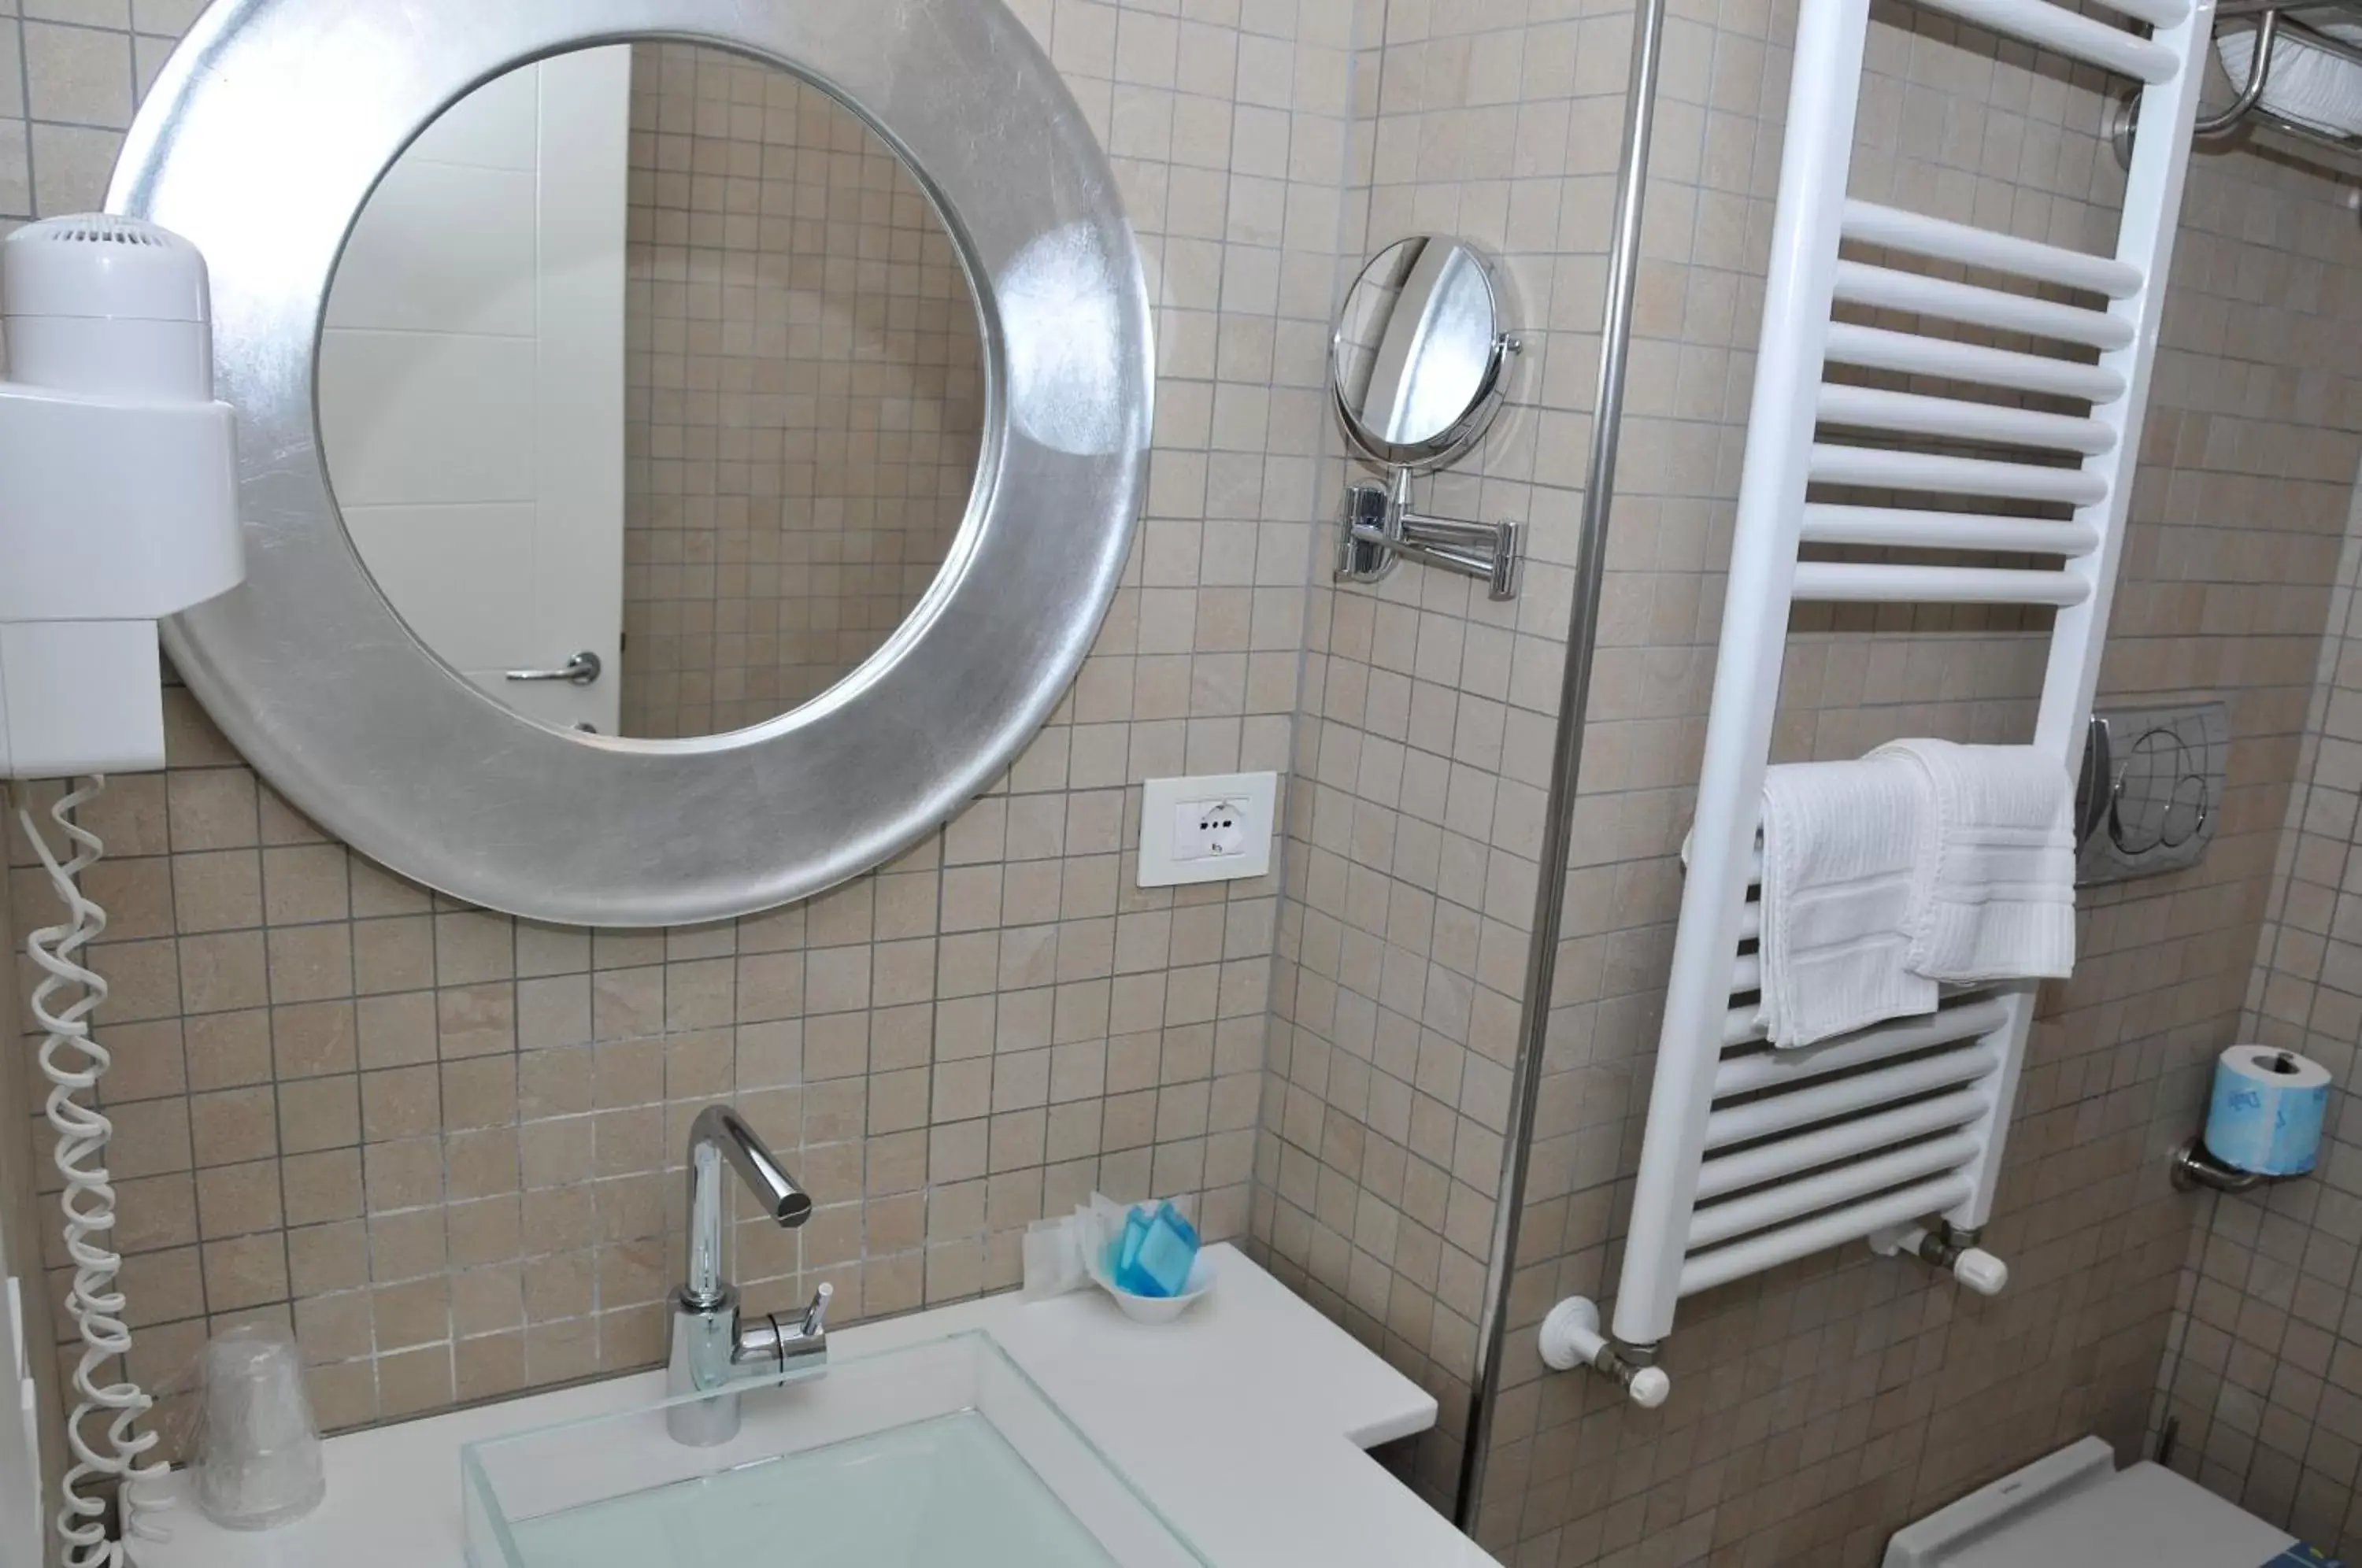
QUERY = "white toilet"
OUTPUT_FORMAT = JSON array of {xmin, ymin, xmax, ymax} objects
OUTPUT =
[{"xmin": 1885, "ymin": 1436, "xmax": 2332, "ymax": 1566}]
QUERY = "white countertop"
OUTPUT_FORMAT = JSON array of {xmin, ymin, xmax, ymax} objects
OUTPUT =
[{"xmin": 131, "ymin": 1244, "xmax": 1503, "ymax": 1568}]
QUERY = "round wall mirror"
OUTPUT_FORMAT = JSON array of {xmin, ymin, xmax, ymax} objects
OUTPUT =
[
  {"xmin": 113, "ymin": 0, "xmax": 1151, "ymax": 926},
  {"xmin": 1331, "ymin": 237, "xmax": 1516, "ymax": 473},
  {"xmin": 318, "ymin": 43, "xmax": 987, "ymax": 739}
]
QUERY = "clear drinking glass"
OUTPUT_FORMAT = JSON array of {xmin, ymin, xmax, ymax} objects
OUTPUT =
[{"xmin": 183, "ymin": 1323, "xmax": 326, "ymax": 1530}]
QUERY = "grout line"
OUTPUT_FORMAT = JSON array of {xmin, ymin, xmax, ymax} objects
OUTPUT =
[{"xmin": 11, "ymin": 13, "xmax": 31, "ymax": 220}]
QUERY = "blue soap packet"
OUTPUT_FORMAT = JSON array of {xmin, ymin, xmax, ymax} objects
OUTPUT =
[
  {"xmin": 1116, "ymin": 1207, "xmax": 1147, "ymax": 1278},
  {"xmin": 1111, "ymin": 1200, "xmax": 1200, "ymax": 1299}
]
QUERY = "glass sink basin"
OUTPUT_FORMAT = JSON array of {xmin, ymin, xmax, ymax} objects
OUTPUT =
[{"xmin": 460, "ymin": 1329, "xmax": 1209, "ymax": 1568}]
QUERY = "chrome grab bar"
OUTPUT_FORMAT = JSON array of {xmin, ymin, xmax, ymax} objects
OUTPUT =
[{"xmin": 505, "ymin": 650, "xmax": 602, "ymax": 686}]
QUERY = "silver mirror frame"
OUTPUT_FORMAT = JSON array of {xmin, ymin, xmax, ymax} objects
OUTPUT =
[
  {"xmin": 1330, "ymin": 238, "xmax": 1518, "ymax": 475},
  {"xmin": 108, "ymin": 0, "xmax": 1152, "ymax": 928}
]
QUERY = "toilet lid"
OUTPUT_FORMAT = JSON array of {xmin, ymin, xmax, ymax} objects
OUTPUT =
[{"xmin": 1934, "ymin": 1463, "xmax": 2298, "ymax": 1568}]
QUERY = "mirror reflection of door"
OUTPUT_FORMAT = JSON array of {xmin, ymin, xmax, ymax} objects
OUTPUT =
[
  {"xmin": 319, "ymin": 43, "xmax": 986, "ymax": 741},
  {"xmin": 320, "ymin": 50, "xmax": 629, "ymax": 734}
]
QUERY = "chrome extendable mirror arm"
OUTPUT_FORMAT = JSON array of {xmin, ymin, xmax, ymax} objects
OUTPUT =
[{"xmin": 1336, "ymin": 467, "xmax": 1522, "ymax": 601}]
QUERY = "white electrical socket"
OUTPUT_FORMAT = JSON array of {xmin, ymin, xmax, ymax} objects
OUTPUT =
[{"xmin": 1137, "ymin": 771, "xmax": 1278, "ymax": 887}]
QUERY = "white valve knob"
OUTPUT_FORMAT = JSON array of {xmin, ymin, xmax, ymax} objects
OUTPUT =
[
  {"xmin": 1868, "ymin": 1226, "xmax": 2008, "ymax": 1297},
  {"xmin": 1953, "ymin": 1248, "xmax": 2008, "ymax": 1296},
  {"xmin": 1626, "ymin": 1366, "xmax": 1672, "ymax": 1408}
]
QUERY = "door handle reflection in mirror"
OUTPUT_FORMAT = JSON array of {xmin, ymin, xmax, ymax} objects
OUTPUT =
[{"xmin": 505, "ymin": 651, "xmax": 602, "ymax": 686}]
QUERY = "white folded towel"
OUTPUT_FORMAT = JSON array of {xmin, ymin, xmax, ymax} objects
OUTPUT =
[
  {"xmin": 1871, "ymin": 739, "xmax": 2077, "ymax": 983},
  {"xmin": 1755, "ymin": 756, "xmax": 1938, "ymax": 1048}
]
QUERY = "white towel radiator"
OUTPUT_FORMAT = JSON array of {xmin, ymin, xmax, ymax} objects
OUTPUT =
[{"xmin": 1541, "ymin": 0, "xmax": 2214, "ymax": 1405}]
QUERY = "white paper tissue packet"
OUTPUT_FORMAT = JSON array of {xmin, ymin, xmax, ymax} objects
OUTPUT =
[{"xmin": 1023, "ymin": 1193, "xmax": 1129, "ymax": 1300}]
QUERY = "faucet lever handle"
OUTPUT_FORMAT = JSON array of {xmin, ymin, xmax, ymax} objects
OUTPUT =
[{"xmin": 801, "ymin": 1281, "xmax": 834, "ymax": 1338}]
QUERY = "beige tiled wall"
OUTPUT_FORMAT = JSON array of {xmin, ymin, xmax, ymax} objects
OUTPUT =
[
  {"xmin": 1440, "ymin": 1, "xmax": 2362, "ymax": 1563},
  {"xmin": 618, "ymin": 43, "xmax": 986, "ymax": 738},
  {"xmin": 2153, "ymin": 448, "xmax": 2362, "ymax": 1551},
  {"xmin": 13, "ymin": 0, "xmax": 2362, "ymax": 1555},
  {"xmin": 2, "ymin": 0, "xmax": 1360, "ymax": 1441},
  {"xmin": 1253, "ymin": 0, "xmax": 1637, "ymax": 1509}
]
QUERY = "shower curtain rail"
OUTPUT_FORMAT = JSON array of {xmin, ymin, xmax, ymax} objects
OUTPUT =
[{"xmin": 1544, "ymin": 0, "xmax": 2214, "ymax": 1408}]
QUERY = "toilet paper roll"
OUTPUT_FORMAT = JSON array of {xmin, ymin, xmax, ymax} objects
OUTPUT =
[{"xmin": 2203, "ymin": 1045, "xmax": 2331, "ymax": 1178}]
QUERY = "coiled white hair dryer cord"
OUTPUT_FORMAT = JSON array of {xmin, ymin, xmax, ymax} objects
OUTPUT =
[{"xmin": 17, "ymin": 777, "xmax": 168, "ymax": 1566}]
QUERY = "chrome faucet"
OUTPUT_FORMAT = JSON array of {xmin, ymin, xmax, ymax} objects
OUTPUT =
[{"xmin": 665, "ymin": 1104, "xmax": 829, "ymax": 1446}]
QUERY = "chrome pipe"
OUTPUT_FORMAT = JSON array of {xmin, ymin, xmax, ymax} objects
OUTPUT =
[
  {"xmin": 1453, "ymin": 0, "xmax": 1672, "ymax": 1530},
  {"xmin": 2195, "ymin": 8, "xmax": 2279, "ymax": 135}
]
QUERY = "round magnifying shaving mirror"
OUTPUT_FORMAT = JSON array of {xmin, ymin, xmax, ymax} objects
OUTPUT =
[
  {"xmin": 111, "ymin": 0, "xmax": 1151, "ymax": 927},
  {"xmin": 1331, "ymin": 236, "xmax": 1516, "ymax": 472},
  {"xmin": 1327, "ymin": 236, "xmax": 1523, "ymax": 602}
]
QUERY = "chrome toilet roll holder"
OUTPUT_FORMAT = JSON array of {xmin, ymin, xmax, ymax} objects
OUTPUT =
[
  {"xmin": 2168, "ymin": 1138, "xmax": 2272, "ymax": 1194},
  {"xmin": 2173, "ymin": 1045, "xmax": 2327, "ymax": 1194}
]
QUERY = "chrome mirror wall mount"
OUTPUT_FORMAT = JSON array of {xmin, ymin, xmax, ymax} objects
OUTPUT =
[
  {"xmin": 1329, "ymin": 236, "xmax": 1524, "ymax": 602},
  {"xmin": 1337, "ymin": 468, "xmax": 1522, "ymax": 601}
]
